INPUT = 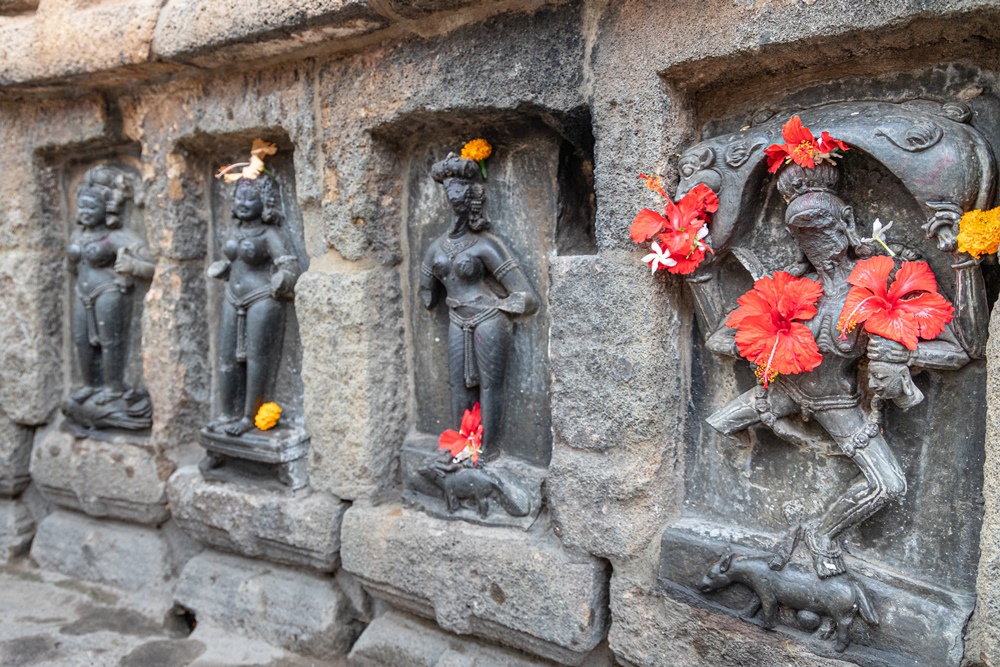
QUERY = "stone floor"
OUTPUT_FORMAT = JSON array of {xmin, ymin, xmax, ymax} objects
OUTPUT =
[{"xmin": 0, "ymin": 559, "xmax": 347, "ymax": 667}]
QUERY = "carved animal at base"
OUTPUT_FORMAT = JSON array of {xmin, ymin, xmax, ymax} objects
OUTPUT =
[
  {"xmin": 417, "ymin": 453, "xmax": 531, "ymax": 518},
  {"xmin": 699, "ymin": 547, "xmax": 879, "ymax": 652}
]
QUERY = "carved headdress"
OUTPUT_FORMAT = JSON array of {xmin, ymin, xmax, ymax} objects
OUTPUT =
[{"xmin": 76, "ymin": 165, "xmax": 131, "ymax": 229}]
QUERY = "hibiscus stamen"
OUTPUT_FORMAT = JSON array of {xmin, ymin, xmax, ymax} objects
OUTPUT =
[
  {"xmin": 755, "ymin": 334, "xmax": 781, "ymax": 389},
  {"xmin": 836, "ymin": 295, "xmax": 876, "ymax": 340}
]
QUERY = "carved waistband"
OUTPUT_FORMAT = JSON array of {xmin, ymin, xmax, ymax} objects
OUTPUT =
[
  {"xmin": 76, "ymin": 280, "xmax": 128, "ymax": 347},
  {"xmin": 449, "ymin": 307, "xmax": 500, "ymax": 388},
  {"xmin": 225, "ymin": 284, "xmax": 274, "ymax": 363}
]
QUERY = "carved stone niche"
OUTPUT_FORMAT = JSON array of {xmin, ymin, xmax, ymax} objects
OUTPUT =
[
  {"xmin": 400, "ymin": 121, "xmax": 595, "ymax": 529},
  {"xmin": 30, "ymin": 154, "xmax": 167, "ymax": 525},
  {"xmin": 657, "ymin": 99, "xmax": 996, "ymax": 666},
  {"xmin": 197, "ymin": 139, "xmax": 311, "ymax": 490}
]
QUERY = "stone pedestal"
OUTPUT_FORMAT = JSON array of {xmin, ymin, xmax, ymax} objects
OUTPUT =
[
  {"xmin": 167, "ymin": 465, "xmax": 347, "ymax": 571},
  {"xmin": 174, "ymin": 550, "xmax": 361, "ymax": 657},
  {"xmin": 0, "ymin": 413, "xmax": 33, "ymax": 498},
  {"xmin": 30, "ymin": 425, "xmax": 170, "ymax": 525},
  {"xmin": 341, "ymin": 503, "xmax": 610, "ymax": 666},
  {"xmin": 199, "ymin": 425, "xmax": 309, "ymax": 490},
  {"xmin": 30, "ymin": 510, "xmax": 198, "ymax": 617}
]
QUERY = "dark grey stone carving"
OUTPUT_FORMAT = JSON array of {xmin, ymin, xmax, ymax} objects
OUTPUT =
[
  {"xmin": 405, "ymin": 152, "xmax": 543, "ymax": 525},
  {"xmin": 658, "ymin": 99, "xmax": 994, "ymax": 665},
  {"xmin": 199, "ymin": 174, "xmax": 308, "ymax": 489},
  {"xmin": 62, "ymin": 166, "xmax": 154, "ymax": 435}
]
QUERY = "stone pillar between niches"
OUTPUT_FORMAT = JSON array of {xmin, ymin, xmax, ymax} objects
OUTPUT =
[{"xmin": 0, "ymin": 410, "xmax": 37, "ymax": 562}]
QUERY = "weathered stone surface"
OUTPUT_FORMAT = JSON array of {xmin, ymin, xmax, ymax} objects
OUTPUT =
[
  {"xmin": 966, "ymin": 305, "xmax": 1000, "ymax": 663},
  {"xmin": 0, "ymin": 251, "xmax": 63, "ymax": 426},
  {"xmin": 174, "ymin": 550, "xmax": 360, "ymax": 657},
  {"xmin": 152, "ymin": 0, "xmax": 386, "ymax": 67},
  {"xmin": 607, "ymin": 542, "xmax": 854, "ymax": 667},
  {"xmin": 167, "ymin": 465, "xmax": 347, "ymax": 571},
  {"xmin": 0, "ymin": 498, "xmax": 34, "ymax": 561},
  {"xmin": 297, "ymin": 259, "xmax": 406, "ymax": 500},
  {"xmin": 350, "ymin": 610, "xmax": 572, "ymax": 667},
  {"xmin": 30, "ymin": 510, "xmax": 191, "ymax": 616},
  {"xmin": 0, "ymin": 0, "xmax": 165, "ymax": 87},
  {"xmin": 0, "ymin": 411, "xmax": 32, "ymax": 498},
  {"xmin": 341, "ymin": 503, "xmax": 609, "ymax": 665},
  {"xmin": 30, "ymin": 427, "xmax": 170, "ymax": 526},
  {"xmin": 546, "ymin": 253, "xmax": 682, "ymax": 561}
]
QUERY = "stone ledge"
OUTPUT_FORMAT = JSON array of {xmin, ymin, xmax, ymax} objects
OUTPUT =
[
  {"xmin": 167, "ymin": 465, "xmax": 347, "ymax": 571},
  {"xmin": 30, "ymin": 426, "xmax": 170, "ymax": 526},
  {"xmin": 341, "ymin": 503, "xmax": 610, "ymax": 666},
  {"xmin": 174, "ymin": 550, "xmax": 361, "ymax": 657},
  {"xmin": 0, "ymin": 412, "xmax": 32, "ymax": 499},
  {"xmin": 0, "ymin": 498, "xmax": 34, "ymax": 561}
]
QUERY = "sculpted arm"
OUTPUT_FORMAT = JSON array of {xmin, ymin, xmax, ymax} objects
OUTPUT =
[
  {"xmin": 113, "ymin": 232, "xmax": 155, "ymax": 280},
  {"xmin": 483, "ymin": 237, "xmax": 538, "ymax": 316},
  {"xmin": 419, "ymin": 242, "xmax": 441, "ymax": 310},
  {"xmin": 267, "ymin": 230, "xmax": 300, "ymax": 298}
]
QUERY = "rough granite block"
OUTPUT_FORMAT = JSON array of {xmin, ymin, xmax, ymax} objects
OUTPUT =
[
  {"xmin": 167, "ymin": 465, "xmax": 347, "ymax": 571},
  {"xmin": 0, "ymin": 499, "xmax": 34, "ymax": 561},
  {"xmin": 30, "ymin": 427, "xmax": 170, "ymax": 526},
  {"xmin": 341, "ymin": 503, "xmax": 609, "ymax": 666},
  {"xmin": 30, "ymin": 510, "xmax": 188, "ymax": 616},
  {"xmin": 174, "ymin": 550, "xmax": 360, "ymax": 657},
  {"xmin": 297, "ymin": 262, "xmax": 406, "ymax": 501},
  {"xmin": 0, "ymin": 412, "xmax": 32, "ymax": 498}
]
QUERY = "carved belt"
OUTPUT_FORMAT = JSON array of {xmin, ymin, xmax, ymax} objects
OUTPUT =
[
  {"xmin": 76, "ymin": 280, "xmax": 127, "ymax": 347},
  {"xmin": 226, "ymin": 285, "xmax": 273, "ymax": 363},
  {"xmin": 449, "ymin": 307, "xmax": 499, "ymax": 388}
]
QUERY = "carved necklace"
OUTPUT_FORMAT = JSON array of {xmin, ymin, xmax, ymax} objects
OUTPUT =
[
  {"xmin": 235, "ymin": 224, "xmax": 267, "ymax": 241},
  {"xmin": 442, "ymin": 233, "xmax": 477, "ymax": 260}
]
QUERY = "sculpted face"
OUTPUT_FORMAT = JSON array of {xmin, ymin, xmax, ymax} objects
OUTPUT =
[
  {"xmin": 444, "ymin": 177, "xmax": 474, "ymax": 216},
  {"xmin": 869, "ymin": 361, "xmax": 924, "ymax": 409},
  {"xmin": 786, "ymin": 195, "xmax": 853, "ymax": 269},
  {"xmin": 76, "ymin": 194, "xmax": 106, "ymax": 228},
  {"xmin": 233, "ymin": 183, "xmax": 264, "ymax": 221}
]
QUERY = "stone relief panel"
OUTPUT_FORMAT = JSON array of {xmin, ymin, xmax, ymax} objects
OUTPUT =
[
  {"xmin": 398, "ymin": 121, "xmax": 594, "ymax": 528},
  {"xmin": 197, "ymin": 138, "xmax": 311, "ymax": 490},
  {"xmin": 653, "ymin": 98, "xmax": 995, "ymax": 666}
]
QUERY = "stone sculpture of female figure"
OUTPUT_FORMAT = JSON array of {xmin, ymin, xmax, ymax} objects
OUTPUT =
[
  {"xmin": 704, "ymin": 162, "xmax": 972, "ymax": 577},
  {"xmin": 206, "ymin": 174, "xmax": 299, "ymax": 437},
  {"xmin": 419, "ymin": 153, "xmax": 539, "ymax": 460},
  {"xmin": 64, "ymin": 165, "xmax": 154, "ymax": 431}
]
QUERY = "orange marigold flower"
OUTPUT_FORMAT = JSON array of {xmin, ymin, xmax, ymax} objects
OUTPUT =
[
  {"xmin": 461, "ymin": 138, "xmax": 492, "ymax": 162},
  {"xmin": 727, "ymin": 271, "xmax": 824, "ymax": 388},
  {"xmin": 254, "ymin": 402, "xmax": 282, "ymax": 431},
  {"xmin": 836, "ymin": 256, "xmax": 954, "ymax": 350},
  {"xmin": 438, "ymin": 402, "xmax": 483, "ymax": 466},
  {"xmin": 763, "ymin": 116, "xmax": 848, "ymax": 173},
  {"xmin": 957, "ymin": 206, "xmax": 1000, "ymax": 258}
]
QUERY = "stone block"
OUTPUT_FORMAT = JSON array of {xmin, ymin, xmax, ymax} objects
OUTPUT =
[
  {"xmin": 350, "ymin": 610, "xmax": 565, "ymax": 667},
  {"xmin": 297, "ymin": 259, "xmax": 407, "ymax": 500},
  {"xmin": 174, "ymin": 550, "xmax": 360, "ymax": 657},
  {"xmin": 0, "ymin": 251, "xmax": 63, "ymax": 425},
  {"xmin": 30, "ymin": 426, "xmax": 170, "ymax": 525},
  {"xmin": 545, "ymin": 254, "xmax": 682, "ymax": 561},
  {"xmin": 30, "ymin": 510, "xmax": 186, "ymax": 616},
  {"xmin": 151, "ymin": 0, "xmax": 386, "ymax": 67},
  {"xmin": 0, "ymin": 0, "xmax": 164, "ymax": 87},
  {"xmin": 341, "ymin": 503, "xmax": 609, "ymax": 665},
  {"xmin": 0, "ymin": 411, "xmax": 32, "ymax": 498},
  {"xmin": 0, "ymin": 499, "xmax": 34, "ymax": 561},
  {"xmin": 167, "ymin": 465, "xmax": 347, "ymax": 571}
]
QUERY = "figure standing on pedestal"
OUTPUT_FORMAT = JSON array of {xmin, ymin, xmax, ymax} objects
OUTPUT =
[{"xmin": 63, "ymin": 165, "xmax": 154, "ymax": 433}]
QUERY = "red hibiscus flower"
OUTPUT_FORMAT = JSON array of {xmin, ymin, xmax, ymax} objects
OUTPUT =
[
  {"xmin": 727, "ymin": 271, "xmax": 824, "ymax": 387},
  {"xmin": 438, "ymin": 402, "xmax": 483, "ymax": 465},
  {"xmin": 630, "ymin": 177, "xmax": 719, "ymax": 275},
  {"xmin": 836, "ymin": 256, "xmax": 954, "ymax": 350},
  {"xmin": 763, "ymin": 115, "xmax": 849, "ymax": 173}
]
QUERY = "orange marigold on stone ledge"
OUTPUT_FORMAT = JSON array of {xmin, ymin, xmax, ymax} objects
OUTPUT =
[
  {"xmin": 957, "ymin": 206, "xmax": 1000, "ymax": 258},
  {"xmin": 254, "ymin": 402, "xmax": 282, "ymax": 431}
]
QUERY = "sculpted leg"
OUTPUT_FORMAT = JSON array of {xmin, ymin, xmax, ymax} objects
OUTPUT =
[
  {"xmin": 473, "ymin": 316, "xmax": 512, "ymax": 460},
  {"xmin": 211, "ymin": 303, "xmax": 244, "ymax": 431},
  {"xmin": 92, "ymin": 291, "xmax": 129, "ymax": 404},
  {"xmin": 447, "ymin": 320, "xmax": 479, "ymax": 425},
  {"xmin": 71, "ymin": 297, "xmax": 100, "ymax": 402},
  {"xmin": 226, "ymin": 299, "xmax": 283, "ymax": 436}
]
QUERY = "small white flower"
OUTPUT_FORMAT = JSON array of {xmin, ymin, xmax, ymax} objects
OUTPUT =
[
  {"xmin": 642, "ymin": 242, "xmax": 677, "ymax": 274},
  {"xmin": 693, "ymin": 225, "xmax": 710, "ymax": 250},
  {"xmin": 861, "ymin": 218, "xmax": 897, "ymax": 257}
]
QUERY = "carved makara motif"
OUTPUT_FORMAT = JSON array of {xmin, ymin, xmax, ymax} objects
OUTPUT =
[
  {"xmin": 658, "ymin": 99, "xmax": 994, "ymax": 660},
  {"xmin": 63, "ymin": 165, "xmax": 154, "ymax": 434}
]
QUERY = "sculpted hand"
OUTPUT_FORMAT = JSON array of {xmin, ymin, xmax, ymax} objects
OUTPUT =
[
  {"xmin": 114, "ymin": 247, "xmax": 135, "ymax": 275},
  {"xmin": 207, "ymin": 260, "xmax": 231, "ymax": 280},
  {"xmin": 498, "ymin": 292, "xmax": 528, "ymax": 314},
  {"xmin": 925, "ymin": 202, "xmax": 961, "ymax": 253},
  {"xmin": 867, "ymin": 335, "xmax": 911, "ymax": 364}
]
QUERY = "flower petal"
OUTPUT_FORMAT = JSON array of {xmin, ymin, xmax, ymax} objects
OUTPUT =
[
  {"xmin": 771, "ymin": 322, "xmax": 823, "ymax": 376},
  {"xmin": 846, "ymin": 256, "xmax": 894, "ymax": 296},
  {"xmin": 630, "ymin": 209, "xmax": 667, "ymax": 243},
  {"xmin": 886, "ymin": 260, "xmax": 939, "ymax": 302},
  {"xmin": 781, "ymin": 115, "xmax": 813, "ymax": 146},
  {"xmin": 764, "ymin": 144, "xmax": 789, "ymax": 174},
  {"xmin": 894, "ymin": 291, "xmax": 954, "ymax": 341},
  {"xmin": 865, "ymin": 309, "xmax": 920, "ymax": 350}
]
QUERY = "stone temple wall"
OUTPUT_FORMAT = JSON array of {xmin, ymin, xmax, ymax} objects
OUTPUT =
[{"xmin": 2, "ymin": 1, "xmax": 1000, "ymax": 666}]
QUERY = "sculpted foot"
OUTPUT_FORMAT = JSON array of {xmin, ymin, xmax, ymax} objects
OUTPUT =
[
  {"xmin": 207, "ymin": 415, "xmax": 237, "ymax": 432},
  {"xmin": 805, "ymin": 526, "xmax": 846, "ymax": 578},
  {"xmin": 223, "ymin": 417, "xmax": 254, "ymax": 436},
  {"xmin": 91, "ymin": 388, "xmax": 123, "ymax": 406}
]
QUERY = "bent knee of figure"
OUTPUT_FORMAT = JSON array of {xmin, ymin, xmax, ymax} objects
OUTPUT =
[{"xmin": 871, "ymin": 470, "xmax": 907, "ymax": 503}]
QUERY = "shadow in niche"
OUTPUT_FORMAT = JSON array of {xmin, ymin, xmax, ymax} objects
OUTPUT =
[{"xmin": 375, "ymin": 107, "xmax": 596, "ymax": 527}]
